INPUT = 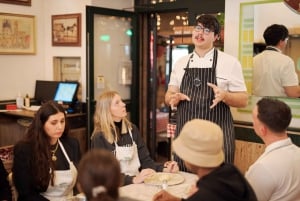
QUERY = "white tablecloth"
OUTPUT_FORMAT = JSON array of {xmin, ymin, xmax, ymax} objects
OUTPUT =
[{"xmin": 119, "ymin": 171, "xmax": 198, "ymax": 201}]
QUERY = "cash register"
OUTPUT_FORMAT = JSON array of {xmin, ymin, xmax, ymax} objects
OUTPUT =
[
  {"xmin": 53, "ymin": 81, "xmax": 79, "ymax": 113},
  {"xmin": 34, "ymin": 80, "xmax": 80, "ymax": 113}
]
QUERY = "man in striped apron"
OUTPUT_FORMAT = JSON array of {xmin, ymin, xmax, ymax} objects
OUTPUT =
[{"xmin": 165, "ymin": 14, "xmax": 248, "ymax": 171}]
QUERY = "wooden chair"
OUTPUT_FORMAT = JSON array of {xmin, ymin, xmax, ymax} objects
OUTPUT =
[
  {"xmin": 0, "ymin": 145, "xmax": 17, "ymax": 201},
  {"xmin": 0, "ymin": 145, "xmax": 14, "ymax": 173}
]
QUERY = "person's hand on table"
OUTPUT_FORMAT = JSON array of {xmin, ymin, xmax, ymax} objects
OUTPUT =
[
  {"xmin": 132, "ymin": 168, "xmax": 156, "ymax": 184},
  {"xmin": 153, "ymin": 190, "xmax": 181, "ymax": 201},
  {"xmin": 169, "ymin": 92, "xmax": 190, "ymax": 108},
  {"xmin": 163, "ymin": 161, "xmax": 179, "ymax": 173},
  {"xmin": 207, "ymin": 82, "xmax": 228, "ymax": 109}
]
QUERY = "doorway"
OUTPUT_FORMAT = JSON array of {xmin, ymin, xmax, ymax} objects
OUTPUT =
[
  {"xmin": 143, "ymin": 11, "xmax": 195, "ymax": 161},
  {"xmin": 86, "ymin": 6, "xmax": 139, "ymax": 148}
]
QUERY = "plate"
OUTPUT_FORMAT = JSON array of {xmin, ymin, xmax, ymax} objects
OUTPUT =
[{"xmin": 144, "ymin": 172, "xmax": 185, "ymax": 186}]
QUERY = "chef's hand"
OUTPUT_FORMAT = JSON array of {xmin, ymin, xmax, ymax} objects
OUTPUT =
[
  {"xmin": 207, "ymin": 82, "xmax": 227, "ymax": 109},
  {"xmin": 169, "ymin": 92, "xmax": 190, "ymax": 108},
  {"xmin": 132, "ymin": 168, "xmax": 156, "ymax": 184},
  {"xmin": 163, "ymin": 161, "xmax": 179, "ymax": 173},
  {"xmin": 153, "ymin": 190, "xmax": 181, "ymax": 201}
]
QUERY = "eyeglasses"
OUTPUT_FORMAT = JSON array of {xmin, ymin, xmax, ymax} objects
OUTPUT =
[{"xmin": 193, "ymin": 25, "xmax": 212, "ymax": 35}]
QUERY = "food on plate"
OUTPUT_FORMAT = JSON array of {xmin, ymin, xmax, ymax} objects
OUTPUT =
[{"xmin": 144, "ymin": 172, "xmax": 184, "ymax": 186}]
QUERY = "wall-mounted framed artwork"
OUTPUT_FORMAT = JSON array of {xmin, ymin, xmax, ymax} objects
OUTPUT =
[
  {"xmin": 0, "ymin": 13, "xmax": 36, "ymax": 54},
  {"xmin": 0, "ymin": 0, "xmax": 31, "ymax": 6},
  {"xmin": 52, "ymin": 13, "xmax": 81, "ymax": 46}
]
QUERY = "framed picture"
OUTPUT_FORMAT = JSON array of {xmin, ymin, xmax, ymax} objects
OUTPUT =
[
  {"xmin": 0, "ymin": 0, "xmax": 31, "ymax": 6},
  {"xmin": 52, "ymin": 13, "xmax": 81, "ymax": 46},
  {"xmin": 0, "ymin": 13, "xmax": 36, "ymax": 54}
]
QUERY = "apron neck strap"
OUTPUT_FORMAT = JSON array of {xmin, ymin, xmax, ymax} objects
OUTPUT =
[{"xmin": 185, "ymin": 48, "xmax": 218, "ymax": 69}]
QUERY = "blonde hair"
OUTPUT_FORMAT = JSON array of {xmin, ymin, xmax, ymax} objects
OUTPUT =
[{"xmin": 92, "ymin": 90, "xmax": 131, "ymax": 143}]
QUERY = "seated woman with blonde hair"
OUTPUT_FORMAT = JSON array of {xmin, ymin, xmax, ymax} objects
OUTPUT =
[{"xmin": 91, "ymin": 91, "xmax": 179, "ymax": 185}]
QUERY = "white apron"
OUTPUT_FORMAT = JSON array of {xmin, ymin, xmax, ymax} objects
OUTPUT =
[
  {"xmin": 115, "ymin": 129, "xmax": 140, "ymax": 176},
  {"xmin": 41, "ymin": 140, "xmax": 78, "ymax": 201}
]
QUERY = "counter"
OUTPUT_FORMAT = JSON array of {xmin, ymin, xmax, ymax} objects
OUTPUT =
[{"xmin": 0, "ymin": 109, "xmax": 87, "ymax": 154}]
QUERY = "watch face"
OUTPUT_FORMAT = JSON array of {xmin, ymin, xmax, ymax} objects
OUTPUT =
[{"xmin": 284, "ymin": 0, "xmax": 300, "ymax": 14}]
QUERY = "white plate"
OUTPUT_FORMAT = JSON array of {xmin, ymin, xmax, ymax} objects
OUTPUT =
[{"xmin": 144, "ymin": 172, "xmax": 185, "ymax": 186}]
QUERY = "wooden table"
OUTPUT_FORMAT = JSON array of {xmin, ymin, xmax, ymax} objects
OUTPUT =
[{"xmin": 119, "ymin": 171, "xmax": 198, "ymax": 201}]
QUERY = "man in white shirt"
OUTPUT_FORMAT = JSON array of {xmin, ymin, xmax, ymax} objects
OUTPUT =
[
  {"xmin": 245, "ymin": 98, "xmax": 300, "ymax": 201},
  {"xmin": 252, "ymin": 24, "xmax": 300, "ymax": 97},
  {"xmin": 164, "ymin": 14, "xmax": 248, "ymax": 171}
]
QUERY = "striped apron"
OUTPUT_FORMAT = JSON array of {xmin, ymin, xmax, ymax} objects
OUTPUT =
[{"xmin": 174, "ymin": 49, "xmax": 235, "ymax": 171}]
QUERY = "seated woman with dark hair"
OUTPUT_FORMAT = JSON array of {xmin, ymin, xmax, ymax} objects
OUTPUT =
[{"xmin": 12, "ymin": 100, "xmax": 81, "ymax": 201}]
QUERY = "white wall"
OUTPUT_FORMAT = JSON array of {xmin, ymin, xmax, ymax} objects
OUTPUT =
[
  {"xmin": 253, "ymin": 3, "xmax": 300, "ymax": 42},
  {"xmin": 0, "ymin": 0, "xmax": 133, "ymax": 101},
  {"xmin": 43, "ymin": 0, "xmax": 90, "ymax": 103},
  {"xmin": 224, "ymin": 0, "xmax": 261, "ymax": 57},
  {"xmin": 0, "ymin": 1, "xmax": 45, "ymax": 100}
]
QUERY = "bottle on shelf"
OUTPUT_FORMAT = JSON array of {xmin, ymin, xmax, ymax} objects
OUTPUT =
[
  {"xmin": 25, "ymin": 94, "xmax": 30, "ymax": 107},
  {"xmin": 16, "ymin": 92, "xmax": 24, "ymax": 109}
]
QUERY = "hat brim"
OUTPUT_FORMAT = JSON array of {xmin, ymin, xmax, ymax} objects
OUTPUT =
[{"xmin": 172, "ymin": 136, "xmax": 224, "ymax": 168}]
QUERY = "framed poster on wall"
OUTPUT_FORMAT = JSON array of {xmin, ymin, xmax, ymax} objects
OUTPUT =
[
  {"xmin": 0, "ymin": 0, "xmax": 31, "ymax": 6},
  {"xmin": 52, "ymin": 13, "xmax": 81, "ymax": 46},
  {"xmin": 0, "ymin": 13, "xmax": 36, "ymax": 54}
]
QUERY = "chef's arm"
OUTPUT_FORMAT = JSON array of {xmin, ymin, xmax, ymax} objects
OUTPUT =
[
  {"xmin": 165, "ymin": 85, "xmax": 180, "ymax": 107},
  {"xmin": 223, "ymin": 91, "xmax": 248, "ymax": 108}
]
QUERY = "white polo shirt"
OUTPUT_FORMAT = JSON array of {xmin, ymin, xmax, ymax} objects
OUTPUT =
[
  {"xmin": 252, "ymin": 49, "xmax": 299, "ymax": 97},
  {"xmin": 245, "ymin": 138, "xmax": 300, "ymax": 201}
]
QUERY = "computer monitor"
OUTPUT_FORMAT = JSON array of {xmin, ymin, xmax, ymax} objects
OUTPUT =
[
  {"xmin": 53, "ymin": 81, "xmax": 79, "ymax": 104},
  {"xmin": 34, "ymin": 80, "xmax": 60, "ymax": 104}
]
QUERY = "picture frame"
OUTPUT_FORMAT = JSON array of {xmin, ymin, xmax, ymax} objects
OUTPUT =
[
  {"xmin": 0, "ymin": 13, "xmax": 36, "ymax": 54},
  {"xmin": 0, "ymin": 0, "xmax": 31, "ymax": 6},
  {"xmin": 52, "ymin": 13, "xmax": 81, "ymax": 46}
]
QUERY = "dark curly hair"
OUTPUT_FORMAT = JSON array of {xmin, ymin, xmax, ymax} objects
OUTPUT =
[{"xmin": 196, "ymin": 14, "xmax": 220, "ymax": 35}]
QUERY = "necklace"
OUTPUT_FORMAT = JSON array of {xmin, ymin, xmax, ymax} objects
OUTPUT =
[{"xmin": 51, "ymin": 141, "xmax": 59, "ymax": 161}]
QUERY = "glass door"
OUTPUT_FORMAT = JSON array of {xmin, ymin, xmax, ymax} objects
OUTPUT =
[{"xmin": 86, "ymin": 7, "xmax": 139, "ymax": 148}]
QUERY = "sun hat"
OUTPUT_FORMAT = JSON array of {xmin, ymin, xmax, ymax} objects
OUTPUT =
[{"xmin": 172, "ymin": 119, "xmax": 224, "ymax": 167}]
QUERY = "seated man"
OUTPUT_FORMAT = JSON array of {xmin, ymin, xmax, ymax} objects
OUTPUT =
[
  {"xmin": 245, "ymin": 98, "xmax": 300, "ymax": 201},
  {"xmin": 153, "ymin": 119, "xmax": 257, "ymax": 201}
]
